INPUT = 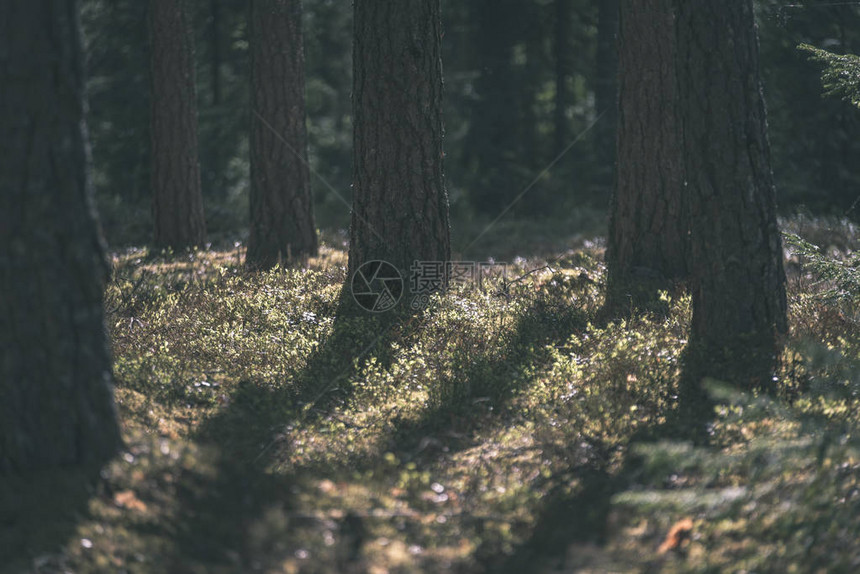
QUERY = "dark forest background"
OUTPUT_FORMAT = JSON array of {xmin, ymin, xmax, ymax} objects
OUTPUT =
[{"xmin": 82, "ymin": 0, "xmax": 860, "ymax": 247}]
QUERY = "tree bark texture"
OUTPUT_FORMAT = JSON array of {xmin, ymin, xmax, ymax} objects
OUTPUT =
[
  {"xmin": 605, "ymin": 0, "xmax": 687, "ymax": 311},
  {"xmin": 247, "ymin": 0, "xmax": 318, "ymax": 269},
  {"xmin": 348, "ymin": 0, "xmax": 451, "ymax": 282},
  {"xmin": 0, "ymin": 0, "xmax": 121, "ymax": 472},
  {"xmin": 674, "ymin": 0, "xmax": 787, "ymax": 389},
  {"xmin": 149, "ymin": 0, "xmax": 207, "ymax": 249}
]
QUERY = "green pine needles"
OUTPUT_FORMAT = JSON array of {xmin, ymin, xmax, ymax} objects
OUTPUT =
[
  {"xmin": 800, "ymin": 43, "xmax": 860, "ymax": 109},
  {"xmin": 784, "ymin": 232, "xmax": 860, "ymax": 306}
]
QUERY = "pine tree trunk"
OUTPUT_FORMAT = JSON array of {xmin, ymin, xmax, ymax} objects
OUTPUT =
[
  {"xmin": 247, "ymin": 0, "xmax": 318, "ymax": 269},
  {"xmin": 519, "ymin": 5, "xmax": 542, "ymax": 173},
  {"xmin": 594, "ymin": 0, "xmax": 619, "ymax": 185},
  {"xmin": 554, "ymin": 0, "xmax": 574, "ymax": 155},
  {"xmin": 605, "ymin": 0, "xmax": 686, "ymax": 311},
  {"xmin": 210, "ymin": 0, "xmax": 222, "ymax": 106},
  {"xmin": 0, "ymin": 0, "xmax": 121, "ymax": 472},
  {"xmin": 675, "ymin": 0, "xmax": 787, "ymax": 389},
  {"xmin": 149, "ymin": 0, "xmax": 207, "ymax": 249},
  {"xmin": 348, "ymin": 0, "xmax": 451, "ymax": 286},
  {"xmin": 466, "ymin": 0, "xmax": 519, "ymax": 212}
]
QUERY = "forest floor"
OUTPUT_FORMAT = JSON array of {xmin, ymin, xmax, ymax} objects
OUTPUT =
[{"xmin": 2, "ymin": 214, "xmax": 860, "ymax": 573}]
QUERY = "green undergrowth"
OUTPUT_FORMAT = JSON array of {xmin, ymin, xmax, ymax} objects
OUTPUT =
[{"xmin": 3, "ymin": 216, "xmax": 859, "ymax": 573}]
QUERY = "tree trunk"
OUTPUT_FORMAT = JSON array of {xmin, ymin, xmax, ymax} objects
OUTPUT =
[
  {"xmin": 466, "ymin": 0, "xmax": 520, "ymax": 213},
  {"xmin": 210, "ymin": 0, "xmax": 222, "ymax": 107},
  {"xmin": 594, "ymin": 0, "xmax": 619, "ymax": 185},
  {"xmin": 348, "ymin": 0, "xmax": 451, "ymax": 293},
  {"xmin": 247, "ymin": 0, "xmax": 318, "ymax": 269},
  {"xmin": 605, "ymin": 0, "xmax": 686, "ymax": 311},
  {"xmin": 0, "ymin": 0, "xmax": 121, "ymax": 472},
  {"xmin": 554, "ymin": 0, "xmax": 574, "ymax": 155},
  {"xmin": 675, "ymin": 0, "xmax": 787, "ymax": 389},
  {"xmin": 519, "ymin": 4, "xmax": 542, "ymax": 173},
  {"xmin": 149, "ymin": 0, "xmax": 207, "ymax": 249}
]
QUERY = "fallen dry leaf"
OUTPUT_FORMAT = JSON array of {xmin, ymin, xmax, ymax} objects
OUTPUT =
[{"xmin": 658, "ymin": 517, "xmax": 694, "ymax": 554}]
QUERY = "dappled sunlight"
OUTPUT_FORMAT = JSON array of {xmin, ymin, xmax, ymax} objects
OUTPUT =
[{"xmin": 12, "ymin": 215, "xmax": 859, "ymax": 572}]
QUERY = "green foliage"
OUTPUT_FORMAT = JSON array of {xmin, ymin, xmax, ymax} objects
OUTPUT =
[
  {"xmin": 756, "ymin": 2, "xmax": 860, "ymax": 211},
  {"xmin": 527, "ymin": 290, "xmax": 690, "ymax": 452},
  {"xmin": 611, "ymin": 366, "xmax": 860, "ymax": 571},
  {"xmin": 800, "ymin": 43, "xmax": 860, "ymax": 109},
  {"xmin": 599, "ymin": 221, "xmax": 860, "ymax": 571},
  {"xmin": 7, "ymin": 218, "xmax": 860, "ymax": 572},
  {"xmin": 785, "ymin": 231, "xmax": 860, "ymax": 306}
]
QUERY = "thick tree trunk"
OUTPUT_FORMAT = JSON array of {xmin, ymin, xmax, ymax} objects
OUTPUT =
[
  {"xmin": 594, "ymin": 0, "xmax": 619, "ymax": 184},
  {"xmin": 348, "ymin": 0, "xmax": 451, "ymax": 289},
  {"xmin": 605, "ymin": 0, "xmax": 686, "ymax": 311},
  {"xmin": 247, "ymin": 0, "xmax": 318, "ymax": 269},
  {"xmin": 675, "ymin": 0, "xmax": 787, "ymax": 389},
  {"xmin": 0, "ymin": 0, "xmax": 121, "ymax": 472},
  {"xmin": 149, "ymin": 0, "xmax": 207, "ymax": 249}
]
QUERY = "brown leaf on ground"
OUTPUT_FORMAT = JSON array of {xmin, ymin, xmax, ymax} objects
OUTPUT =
[{"xmin": 658, "ymin": 518, "xmax": 694, "ymax": 554}]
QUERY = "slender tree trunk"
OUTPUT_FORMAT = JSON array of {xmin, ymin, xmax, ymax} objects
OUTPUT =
[
  {"xmin": 520, "ymin": 5, "xmax": 542, "ymax": 173},
  {"xmin": 605, "ymin": 0, "xmax": 686, "ymax": 311},
  {"xmin": 675, "ymin": 0, "xmax": 787, "ymax": 390},
  {"xmin": 210, "ymin": 0, "xmax": 222, "ymax": 106},
  {"xmin": 0, "ymin": 0, "xmax": 121, "ymax": 472},
  {"xmin": 149, "ymin": 0, "xmax": 207, "ymax": 249},
  {"xmin": 466, "ymin": 0, "xmax": 519, "ymax": 213},
  {"xmin": 554, "ymin": 0, "xmax": 574, "ymax": 155},
  {"xmin": 247, "ymin": 0, "xmax": 318, "ymax": 269},
  {"xmin": 348, "ymin": 0, "xmax": 451, "ymax": 291},
  {"xmin": 594, "ymin": 0, "xmax": 619, "ymax": 184}
]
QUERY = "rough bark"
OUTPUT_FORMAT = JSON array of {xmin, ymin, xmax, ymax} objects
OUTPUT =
[
  {"xmin": 0, "ymin": 0, "xmax": 121, "ymax": 472},
  {"xmin": 675, "ymin": 0, "xmax": 787, "ymax": 390},
  {"xmin": 149, "ymin": 0, "xmax": 207, "ymax": 249},
  {"xmin": 247, "ymin": 0, "xmax": 318, "ymax": 269},
  {"xmin": 605, "ymin": 0, "xmax": 686, "ymax": 311},
  {"xmin": 348, "ymin": 0, "xmax": 451, "ymax": 286}
]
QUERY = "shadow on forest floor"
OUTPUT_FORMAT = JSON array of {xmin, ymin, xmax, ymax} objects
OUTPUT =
[
  {"xmin": 369, "ymin": 299, "xmax": 588, "ymax": 463},
  {"xmin": 167, "ymin": 294, "xmax": 426, "ymax": 571},
  {"xmin": 96, "ymin": 241, "xmax": 709, "ymax": 572},
  {"xmin": 19, "ymin": 213, "xmax": 858, "ymax": 572},
  {"xmin": 165, "ymin": 290, "xmax": 612, "ymax": 571},
  {"xmin": 165, "ymin": 290, "xmax": 625, "ymax": 572}
]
